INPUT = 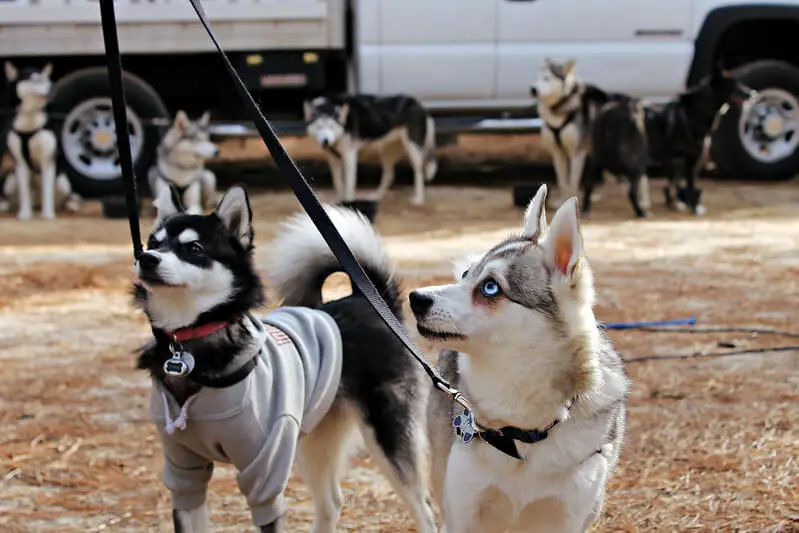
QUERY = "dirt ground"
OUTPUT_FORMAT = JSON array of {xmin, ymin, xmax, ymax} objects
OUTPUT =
[{"xmin": 1, "ymin": 175, "xmax": 798, "ymax": 532}]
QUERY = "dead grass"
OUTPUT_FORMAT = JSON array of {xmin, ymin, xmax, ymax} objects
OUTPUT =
[{"xmin": 1, "ymin": 178, "xmax": 798, "ymax": 532}]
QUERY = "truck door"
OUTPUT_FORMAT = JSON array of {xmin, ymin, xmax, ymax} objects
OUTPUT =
[
  {"xmin": 495, "ymin": 0, "xmax": 694, "ymax": 103},
  {"xmin": 358, "ymin": 0, "xmax": 498, "ymax": 103}
]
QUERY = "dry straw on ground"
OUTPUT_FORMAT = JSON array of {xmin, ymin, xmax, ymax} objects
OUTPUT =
[{"xmin": 1, "ymin": 179, "xmax": 797, "ymax": 532}]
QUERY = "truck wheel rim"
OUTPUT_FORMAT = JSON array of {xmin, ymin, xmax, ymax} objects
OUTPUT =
[
  {"xmin": 739, "ymin": 88, "xmax": 799, "ymax": 164},
  {"xmin": 61, "ymin": 97, "xmax": 145, "ymax": 181}
]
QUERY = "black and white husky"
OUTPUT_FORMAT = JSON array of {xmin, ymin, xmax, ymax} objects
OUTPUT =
[
  {"xmin": 147, "ymin": 110, "xmax": 219, "ymax": 216},
  {"xmin": 408, "ymin": 185, "xmax": 629, "ymax": 532},
  {"xmin": 582, "ymin": 63, "xmax": 756, "ymax": 218},
  {"xmin": 133, "ymin": 185, "xmax": 436, "ymax": 532},
  {"xmin": 303, "ymin": 94, "xmax": 437, "ymax": 205},
  {"xmin": 1, "ymin": 61, "xmax": 81, "ymax": 219}
]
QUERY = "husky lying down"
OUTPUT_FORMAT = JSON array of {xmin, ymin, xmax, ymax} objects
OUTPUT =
[{"xmin": 133, "ymin": 185, "xmax": 436, "ymax": 532}]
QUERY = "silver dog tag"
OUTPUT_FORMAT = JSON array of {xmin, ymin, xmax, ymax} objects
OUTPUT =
[{"xmin": 164, "ymin": 350, "xmax": 195, "ymax": 377}]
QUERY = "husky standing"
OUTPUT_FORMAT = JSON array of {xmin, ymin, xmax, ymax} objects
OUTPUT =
[
  {"xmin": 1, "ymin": 62, "xmax": 81, "ymax": 219},
  {"xmin": 532, "ymin": 58, "xmax": 624, "ymax": 209},
  {"xmin": 147, "ymin": 110, "xmax": 219, "ymax": 216},
  {"xmin": 303, "ymin": 94, "xmax": 437, "ymax": 205},
  {"xmin": 582, "ymin": 63, "xmax": 756, "ymax": 217},
  {"xmin": 408, "ymin": 185, "xmax": 629, "ymax": 533},
  {"xmin": 133, "ymin": 184, "xmax": 437, "ymax": 532}
]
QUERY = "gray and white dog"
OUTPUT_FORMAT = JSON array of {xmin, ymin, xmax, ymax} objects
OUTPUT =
[
  {"xmin": 134, "ymin": 184, "xmax": 437, "ymax": 532},
  {"xmin": 304, "ymin": 94, "xmax": 437, "ymax": 205},
  {"xmin": 1, "ymin": 61, "xmax": 81, "ymax": 219},
  {"xmin": 147, "ymin": 110, "xmax": 219, "ymax": 216},
  {"xmin": 532, "ymin": 58, "xmax": 627, "ymax": 210},
  {"xmin": 408, "ymin": 185, "xmax": 629, "ymax": 532}
]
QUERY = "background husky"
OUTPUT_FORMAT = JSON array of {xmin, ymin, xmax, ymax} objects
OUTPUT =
[
  {"xmin": 532, "ymin": 58, "xmax": 626, "ymax": 209},
  {"xmin": 147, "ymin": 110, "xmax": 219, "ymax": 216},
  {"xmin": 133, "ymin": 185, "xmax": 436, "ymax": 533},
  {"xmin": 408, "ymin": 185, "xmax": 629, "ymax": 532},
  {"xmin": 582, "ymin": 64, "xmax": 756, "ymax": 218},
  {"xmin": 304, "ymin": 94, "xmax": 437, "ymax": 205},
  {"xmin": 1, "ymin": 61, "xmax": 81, "ymax": 219}
]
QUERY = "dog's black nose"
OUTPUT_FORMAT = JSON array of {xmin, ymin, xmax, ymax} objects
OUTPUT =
[
  {"xmin": 138, "ymin": 252, "xmax": 161, "ymax": 270},
  {"xmin": 409, "ymin": 291, "xmax": 434, "ymax": 316},
  {"xmin": 321, "ymin": 139, "xmax": 329, "ymax": 147}
]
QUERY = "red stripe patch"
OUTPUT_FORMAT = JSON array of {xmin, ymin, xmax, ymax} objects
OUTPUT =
[{"xmin": 265, "ymin": 325, "xmax": 293, "ymax": 346}]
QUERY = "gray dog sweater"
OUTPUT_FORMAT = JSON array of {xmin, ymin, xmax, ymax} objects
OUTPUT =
[{"xmin": 149, "ymin": 307, "xmax": 343, "ymax": 526}]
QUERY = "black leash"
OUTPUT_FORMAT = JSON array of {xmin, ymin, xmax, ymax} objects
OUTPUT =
[
  {"xmin": 97, "ymin": 0, "xmax": 475, "ymax": 435},
  {"xmin": 98, "ymin": 0, "xmax": 143, "ymax": 261}
]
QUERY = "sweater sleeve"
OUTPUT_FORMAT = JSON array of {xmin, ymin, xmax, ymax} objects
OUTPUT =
[
  {"xmin": 230, "ymin": 414, "xmax": 301, "ymax": 527},
  {"xmin": 160, "ymin": 436, "xmax": 215, "ymax": 511}
]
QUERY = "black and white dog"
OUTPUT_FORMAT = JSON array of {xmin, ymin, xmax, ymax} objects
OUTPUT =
[
  {"xmin": 1, "ymin": 61, "xmax": 80, "ymax": 219},
  {"xmin": 147, "ymin": 110, "xmax": 220, "ymax": 216},
  {"xmin": 134, "ymin": 185, "xmax": 437, "ymax": 532},
  {"xmin": 582, "ymin": 63, "xmax": 756, "ymax": 217},
  {"xmin": 304, "ymin": 94, "xmax": 437, "ymax": 205}
]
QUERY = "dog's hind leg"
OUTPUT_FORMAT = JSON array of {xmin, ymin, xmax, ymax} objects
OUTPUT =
[
  {"xmin": 56, "ymin": 173, "xmax": 81, "ymax": 213},
  {"xmin": 173, "ymin": 507, "xmax": 210, "ymax": 533},
  {"xmin": 0, "ymin": 172, "xmax": 16, "ymax": 212},
  {"xmin": 567, "ymin": 149, "xmax": 588, "ymax": 200},
  {"xmin": 580, "ymin": 157, "xmax": 602, "ymax": 217},
  {"xmin": 401, "ymin": 133, "xmax": 427, "ymax": 206},
  {"xmin": 298, "ymin": 402, "xmax": 359, "ymax": 533},
  {"xmin": 638, "ymin": 174, "xmax": 652, "ymax": 213},
  {"xmin": 357, "ymin": 397, "xmax": 437, "ymax": 533},
  {"xmin": 371, "ymin": 141, "xmax": 403, "ymax": 201}
]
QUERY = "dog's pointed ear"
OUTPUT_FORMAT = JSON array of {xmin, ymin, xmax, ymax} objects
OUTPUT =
[
  {"xmin": 42, "ymin": 62, "xmax": 53, "ymax": 78},
  {"xmin": 563, "ymin": 59, "xmax": 576, "ymax": 76},
  {"xmin": 153, "ymin": 184, "xmax": 184, "ymax": 225},
  {"xmin": 174, "ymin": 110, "xmax": 190, "ymax": 132},
  {"xmin": 541, "ymin": 197, "xmax": 583, "ymax": 281},
  {"xmin": 214, "ymin": 185, "xmax": 254, "ymax": 249},
  {"xmin": 198, "ymin": 111, "xmax": 211, "ymax": 127},
  {"xmin": 520, "ymin": 184, "xmax": 548, "ymax": 242},
  {"xmin": 303, "ymin": 100, "xmax": 315, "ymax": 122},
  {"xmin": 4, "ymin": 61, "xmax": 18, "ymax": 82},
  {"xmin": 337, "ymin": 103, "xmax": 349, "ymax": 124}
]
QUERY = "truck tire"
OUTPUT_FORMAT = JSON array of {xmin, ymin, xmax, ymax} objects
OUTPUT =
[
  {"xmin": 712, "ymin": 60, "xmax": 799, "ymax": 180},
  {"xmin": 49, "ymin": 67, "xmax": 169, "ymax": 198}
]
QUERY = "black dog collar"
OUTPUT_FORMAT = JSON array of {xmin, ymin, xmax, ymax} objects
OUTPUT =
[{"xmin": 476, "ymin": 397, "xmax": 577, "ymax": 460}]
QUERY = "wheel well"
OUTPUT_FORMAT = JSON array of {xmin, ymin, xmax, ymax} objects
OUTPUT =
[{"xmin": 713, "ymin": 19, "xmax": 799, "ymax": 71}]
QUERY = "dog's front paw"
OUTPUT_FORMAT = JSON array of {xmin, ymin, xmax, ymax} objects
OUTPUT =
[
  {"xmin": 693, "ymin": 204, "xmax": 707, "ymax": 216},
  {"xmin": 0, "ymin": 200, "xmax": 10, "ymax": 212},
  {"xmin": 673, "ymin": 200, "xmax": 689, "ymax": 212},
  {"xmin": 410, "ymin": 195, "xmax": 425, "ymax": 206},
  {"xmin": 17, "ymin": 209, "xmax": 32, "ymax": 221},
  {"xmin": 40, "ymin": 210, "xmax": 56, "ymax": 220}
]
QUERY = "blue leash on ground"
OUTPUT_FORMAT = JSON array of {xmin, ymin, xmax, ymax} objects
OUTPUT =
[
  {"xmin": 600, "ymin": 316, "xmax": 799, "ymax": 363},
  {"xmin": 601, "ymin": 317, "xmax": 697, "ymax": 330}
]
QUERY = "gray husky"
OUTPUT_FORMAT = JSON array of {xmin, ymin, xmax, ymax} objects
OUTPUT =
[
  {"xmin": 147, "ymin": 110, "xmax": 220, "ymax": 216},
  {"xmin": 408, "ymin": 185, "xmax": 629, "ymax": 532},
  {"xmin": 134, "ymin": 185, "xmax": 436, "ymax": 532},
  {"xmin": 1, "ymin": 61, "xmax": 81, "ymax": 219},
  {"xmin": 304, "ymin": 94, "xmax": 437, "ymax": 205}
]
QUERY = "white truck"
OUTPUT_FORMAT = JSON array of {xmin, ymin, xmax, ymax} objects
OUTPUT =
[{"xmin": 3, "ymin": 0, "xmax": 799, "ymax": 198}]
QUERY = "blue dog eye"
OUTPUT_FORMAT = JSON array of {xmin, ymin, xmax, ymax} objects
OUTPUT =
[{"xmin": 481, "ymin": 279, "xmax": 501, "ymax": 297}]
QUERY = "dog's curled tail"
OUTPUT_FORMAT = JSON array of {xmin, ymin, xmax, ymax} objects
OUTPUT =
[
  {"xmin": 267, "ymin": 204, "xmax": 401, "ymax": 316},
  {"xmin": 424, "ymin": 114, "xmax": 438, "ymax": 182}
]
